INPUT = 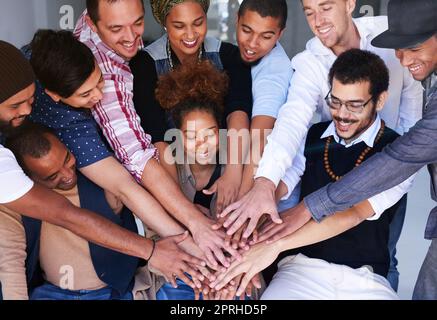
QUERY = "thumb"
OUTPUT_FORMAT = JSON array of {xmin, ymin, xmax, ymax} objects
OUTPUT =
[
  {"xmin": 173, "ymin": 230, "xmax": 189, "ymax": 244},
  {"xmin": 211, "ymin": 223, "xmax": 222, "ymax": 230},
  {"xmin": 203, "ymin": 182, "xmax": 218, "ymax": 195},
  {"xmin": 269, "ymin": 210, "xmax": 283, "ymax": 224}
]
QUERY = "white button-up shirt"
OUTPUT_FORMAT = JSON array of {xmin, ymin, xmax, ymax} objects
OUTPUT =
[{"xmin": 256, "ymin": 16, "xmax": 423, "ymax": 188}]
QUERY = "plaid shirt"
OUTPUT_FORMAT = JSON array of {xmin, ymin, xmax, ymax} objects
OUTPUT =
[{"xmin": 74, "ymin": 10, "xmax": 157, "ymax": 182}]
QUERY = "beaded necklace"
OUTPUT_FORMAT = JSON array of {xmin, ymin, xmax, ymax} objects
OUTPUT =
[
  {"xmin": 167, "ymin": 38, "xmax": 203, "ymax": 71},
  {"xmin": 324, "ymin": 120, "xmax": 385, "ymax": 181}
]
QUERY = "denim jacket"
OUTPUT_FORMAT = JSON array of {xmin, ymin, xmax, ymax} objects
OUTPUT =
[{"xmin": 305, "ymin": 76, "xmax": 437, "ymax": 239}]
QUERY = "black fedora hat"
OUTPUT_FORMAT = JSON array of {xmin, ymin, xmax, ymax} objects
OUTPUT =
[{"xmin": 372, "ymin": 0, "xmax": 437, "ymax": 49}]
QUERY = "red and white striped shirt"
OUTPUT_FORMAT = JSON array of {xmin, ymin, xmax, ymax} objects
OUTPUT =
[{"xmin": 74, "ymin": 11, "xmax": 157, "ymax": 182}]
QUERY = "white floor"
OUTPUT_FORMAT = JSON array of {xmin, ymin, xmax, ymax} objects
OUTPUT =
[{"xmin": 397, "ymin": 167, "xmax": 433, "ymax": 299}]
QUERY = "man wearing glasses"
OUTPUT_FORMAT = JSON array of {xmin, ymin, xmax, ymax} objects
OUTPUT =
[
  {"xmin": 220, "ymin": 0, "xmax": 422, "ymax": 291},
  {"xmin": 212, "ymin": 49, "xmax": 406, "ymax": 299}
]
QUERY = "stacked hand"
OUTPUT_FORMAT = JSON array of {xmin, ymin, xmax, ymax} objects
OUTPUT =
[
  {"xmin": 190, "ymin": 215, "xmax": 242, "ymax": 269},
  {"xmin": 210, "ymin": 241, "xmax": 282, "ymax": 296},
  {"xmin": 218, "ymin": 178, "xmax": 282, "ymax": 239},
  {"xmin": 253, "ymin": 201, "xmax": 312, "ymax": 245},
  {"xmin": 148, "ymin": 231, "xmax": 207, "ymax": 289}
]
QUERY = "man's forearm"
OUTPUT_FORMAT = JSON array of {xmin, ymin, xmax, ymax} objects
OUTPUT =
[
  {"xmin": 226, "ymin": 110, "xmax": 250, "ymax": 167},
  {"xmin": 141, "ymin": 158, "xmax": 208, "ymax": 230},
  {"xmin": 6, "ymin": 184, "xmax": 153, "ymax": 260},
  {"xmin": 277, "ymin": 200, "xmax": 373, "ymax": 252},
  {"xmin": 239, "ymin": 116, "xmax": 275, "ymax": 197},
  {"xmin": 155, "ymin": 141, "xmax": 179, "ymax": 182},
  {"xmin": 80, "ymin": 157, "xmax": 185, "ymax": 237}
]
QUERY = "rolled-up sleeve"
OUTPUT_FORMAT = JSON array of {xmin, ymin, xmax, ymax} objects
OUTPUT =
[{"xmin": 367, "ymin": 173, "xmax": 416, "ymax": 220}]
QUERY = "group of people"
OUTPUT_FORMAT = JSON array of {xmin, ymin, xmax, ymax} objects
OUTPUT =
[{"xmin": 0, "ymin": 0, "xmax": 435, "ymax": 300}]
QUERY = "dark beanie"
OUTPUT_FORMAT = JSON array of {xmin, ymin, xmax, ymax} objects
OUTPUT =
[{"xmin": 0, "ymin": 40, "xmax": 35, "ymax": 104}]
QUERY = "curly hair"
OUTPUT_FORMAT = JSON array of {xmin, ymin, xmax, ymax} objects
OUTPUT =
[{"xmin": 155, "ymin": 60, "xmax": 229, "ymax": 128}]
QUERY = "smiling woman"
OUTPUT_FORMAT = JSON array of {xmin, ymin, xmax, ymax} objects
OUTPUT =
[
  {"xmin": 153, "ymin": 60, "xmax": 230, "ymax": 300},
  {"xmin": 131, "ymin": 0, "xmax": 253, "ymax": 218}
]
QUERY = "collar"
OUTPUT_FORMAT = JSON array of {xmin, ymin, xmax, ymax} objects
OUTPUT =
[
  {"xmin": 73, "ymin": 9, "xmax": 143, "ymax": 65},
  {"xmin": 425, "ymin": 72, "xmax": 437, "ymax": 89},
  {"xmin": 321, "ymin": 114, "xmax": 382, "ymax": 148},
  {"xmin": 307, "ymin": 17, "xmax": 373, "ymax": 57}
]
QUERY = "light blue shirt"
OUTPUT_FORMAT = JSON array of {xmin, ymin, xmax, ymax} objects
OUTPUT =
[{"xmin": 251, "ymin": 42, "xmax": 293, "ymax": 119}]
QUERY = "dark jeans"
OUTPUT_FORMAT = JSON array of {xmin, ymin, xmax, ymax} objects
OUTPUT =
[
  {"xmin": 387, "ymin": 194, "xmax": 407, "ymax": 291},
  {"xmin": 30, "ymin": 282, "xmax": 133, "ymax": 300}
]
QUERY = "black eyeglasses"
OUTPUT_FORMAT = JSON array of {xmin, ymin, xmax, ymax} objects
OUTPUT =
[{"xmin": 325, "ymin": 90, "xmax": 373, "ymax": 114}]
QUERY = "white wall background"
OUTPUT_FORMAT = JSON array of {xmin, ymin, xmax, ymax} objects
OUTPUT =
[
  {"xmin": 0, "ymin": 0, "xmax": 38, "ymax": 47},
  {"xmin": 0, "ymin": 0, "xmax": 86, "ymax": 47}
]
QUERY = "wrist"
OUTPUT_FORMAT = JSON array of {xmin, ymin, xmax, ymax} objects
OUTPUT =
[
  {"xmin": 224, "ymin": 163, "xmax": 243, "ymax": 176},
  {"xmin": 274, "ymin": 237, "xmax": 288, "ymax": 253},
  {"xmin": 186, "ymin": 216, "xmax": 202, "ymax": 236},
  {"xmin": 188, "ymin": 215, "xmax": 212, "ymax": 237},
  {"xmin": 254, "ymin": 177, "xmax": 276, "ymax": 192},
  {"xmin": 145, "ymin": 238, "xmax": 156, "ymax": 262}
]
